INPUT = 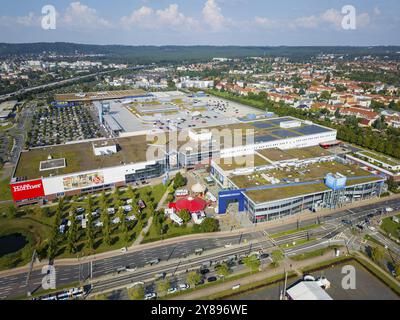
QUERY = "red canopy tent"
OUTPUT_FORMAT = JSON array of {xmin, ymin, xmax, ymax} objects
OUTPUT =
[{"xmin": 169, "ymin": 197, "xmax": 207, "ymax": 212}]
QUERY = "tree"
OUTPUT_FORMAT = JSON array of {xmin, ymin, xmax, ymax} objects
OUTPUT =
[
  {"xmin": 127, "ymin": 285, "xmax": 145, "ymax": 300},
  {"xmin": 118, "ymin": 208, "xmax": 129, "ymax": 245},
  {"xmin": 179, "ymin": 209, "xmax": 191, "ymax": 223},
  {"xmin": 7, "ymin": 205, "xmax": 17, "ymax": 218},
  {"xmin": 197, "ymin": 218, "xmax": 219, "ymax": 233},
  {"xmin": 215, "ymin": 263, "xmax": 230, "ymax": 278},
  {"xmin": 270, "ymin": 250, "xmax": 284, "ymax": 267},
  {"xmin": 243, "ymin": 255, "xmax": 260, "ymax": 273},
  {"xmin": 319, "ymin": 91, "xmax": 331, "ymax": 101},
  {"xmin": 86, "ymin": 212, "xmax": 94, "ymax": 252},
  {"xmin": 334, "ymin": 108, "xmax": 341, "ymax": 119},
  {"xmin": 157, "ymin": 278, "xmax": 171, "ymax": 294},
  {"xmin": 186, "ymin": 271, "xmax": 202, "ymax": 288},
  {"xmin": 113, "ymin": 188, "xmax": 119, "ymax": 204},
  {"xmin": 371, "ymin": 246, "xmax": 384, "ymax": 262},
  {"xmin": 67, "ymin": 214, "xmax": 77, "ymax": 254},
  {"xmin": 101, "ymin": 208, "xmax": 111, "ymax": 246},
  {"xmin": 173, "ymin": 172, "xmax": 186, "ymax": 189}
]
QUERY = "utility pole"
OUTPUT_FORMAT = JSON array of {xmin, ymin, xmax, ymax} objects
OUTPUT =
[{"xmin": 26, "ymin": 250, "xmax": 36, "ymax": 297}]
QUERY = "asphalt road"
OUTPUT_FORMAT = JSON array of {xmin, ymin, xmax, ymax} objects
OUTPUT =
[{"xmin": 1, "ymin": 197, "xmax": 400, "ymax": 299}]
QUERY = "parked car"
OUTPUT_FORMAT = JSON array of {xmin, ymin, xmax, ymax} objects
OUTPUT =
[
  {"xmin": 167, "ymin": 287, "xmax": 178, "ymax": 294},
  {"xmin": 144, "ymin": 292, "xmax": 157, "ymax": 300},
  {"xmin": 200, "ymin": 268, "xmax": 209, "ymax": 275},
  {"xmin": 179, "ymin": 283, "xmax": 190, "ymax": 290},
  {"xmin": 207, "ymin": 276, "xmax": 217, "ymax": 282}
]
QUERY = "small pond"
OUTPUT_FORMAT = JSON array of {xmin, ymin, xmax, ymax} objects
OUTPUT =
[{"xmin": 0, "ymin": 233, "xmax": 28, "ymax": 257}]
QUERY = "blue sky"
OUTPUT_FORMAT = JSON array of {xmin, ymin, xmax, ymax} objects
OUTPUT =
[{"xmin": 0, "ymin": 0, "xmax": 399, "ymax": 45}]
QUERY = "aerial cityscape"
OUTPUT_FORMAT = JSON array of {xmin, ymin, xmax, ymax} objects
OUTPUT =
[{"xmin": 0, "ymin": 0, "xmax": 399, "ymax": 307}]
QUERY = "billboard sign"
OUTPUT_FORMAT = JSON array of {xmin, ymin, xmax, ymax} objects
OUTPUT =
[
  {"xmin": 63, "ymin": 172, "xmax": 104, "ymax": 191},
  {"xmin": 10, "ymin": 179, "xmax": 45, "ymax": 201}
]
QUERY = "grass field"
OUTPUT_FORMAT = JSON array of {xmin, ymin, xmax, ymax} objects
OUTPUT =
[
  {"xmin": 380, "ymin": 215, "xmax": 400, "ymax": 240},
  {"xmin": 0, "ymin": 177, "xmax": 12, "ymax": 201},
  {"xmin": 270, "ymin": 223, "xmax": 320, "ymax": 239},
  {"xmin": 0, "ymin": 183, "xmax": 168, "ymax": 270}
]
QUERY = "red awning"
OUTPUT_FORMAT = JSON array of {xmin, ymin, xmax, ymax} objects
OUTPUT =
[{"xmin": 170, "ymin": 197, "xmax": 207, "ymax": 212}]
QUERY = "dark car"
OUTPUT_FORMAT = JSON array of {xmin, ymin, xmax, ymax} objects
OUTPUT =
[
  {"xmin": 200, "ymin": 268, "xmax": 209, "ymax": 275},
  {"xmin": 207, "ymin": 276, "xmax": 217, "ymax": 282},
  {"xmin": 196, "ymin": 279, "xmax": 205, "ymax": 286},
  {"xmin": 259, "ymin": 253, "xmax": 269, "ymax": 260}
]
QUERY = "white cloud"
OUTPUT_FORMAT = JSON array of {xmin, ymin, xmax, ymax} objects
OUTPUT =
[
  {"xmin": 202, "ymin": 0, "xmax": 228, "ymax": 31},
  {"xmin": 254, "ymin": 16, "xmax": 277, "ymax": 29},
  {"xmin": 61, "ymin": 2, "xmax": 113, "ymax": 30},
  {"xmin": 120, "ymin": 4, "xmax": 199, "ymax": 31},
  {"xmin": 0, "ymin": 12, "xmax": 41, "ymax": 28},
  {"xmin": 289, "ymin": 8, "xmax": 370, "ymax": 30},
  {"xmin": 373, "ymin": 7, "xmax": 381, "ymax": 16}
]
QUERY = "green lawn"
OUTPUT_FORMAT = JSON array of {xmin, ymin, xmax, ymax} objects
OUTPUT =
[
  {"xmin": 290, "ymin": 245, "xmax": 342, "ymax": 261},
  {"xmin": 270, "ymin": 223, "xmax": 320, "ymax": 239},
  {"xmin": 0, "ymin": 177, "xmax": 12, "ymax": 201},
  {"xmin": 143, "ymin": 221, "xmax": 196, "ymax": 243},
  {"xmin": 380, "ymin": 215, "xmax": 400, "ymax": 240},
  {"xmin": 0, "ymin": 215, "xmax": 53, "ymax": 270},
  {"xmin": 279, "ymin": 237, "xmax": 316, "ymax": 249}
]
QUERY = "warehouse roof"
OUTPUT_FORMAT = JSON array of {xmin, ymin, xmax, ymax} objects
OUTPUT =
[
  {"xmin": 14, "ymin": 135, "xmax": 164, "ymax": 180},
  {"xmin": 286, "ymin": 281, "xmax": 333, "ymax": 300},
  {"xmin": 55, "ymin": 89, "xmax": 148, "ymax": 103}
]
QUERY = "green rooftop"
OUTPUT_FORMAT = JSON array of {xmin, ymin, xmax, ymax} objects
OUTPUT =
[{"xmin": 14, "ymin": 135, "xmax": 164, "ymax": 180}]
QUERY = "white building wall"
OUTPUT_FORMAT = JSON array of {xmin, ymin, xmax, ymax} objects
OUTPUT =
[
  {"xmin": 42, "ymin": 160, "xmax": 159, "ymax": 195},
  {"xmin": 220, "ymin": 131, "xmax": 337, "ymax": 158}
]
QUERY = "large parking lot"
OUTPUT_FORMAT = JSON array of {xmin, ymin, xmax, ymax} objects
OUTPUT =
[
  {"xmin": 27, "ymin": 105, "xmax": 103, "ymax": 147},
  {"xmin": 101, "ymin": 93, "xmax": 265, "ymax": 136}
]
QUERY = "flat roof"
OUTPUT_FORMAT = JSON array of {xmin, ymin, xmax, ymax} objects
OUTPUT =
[
  {"xmin": 14, "ymin": 135, "xmax": 164, "ymax": 180},
  {"xmin": 357, "ymin": 150, "xmax": 400, "ymax": 167},
  {"xmin": 229, "ymin": 161, "xmax": 383, "ymax": 203},
  {"xmin": 55, "ymin": 89, "xmax": 148, "ymax": 102},
  {"xmin": 0, "ymin": 100, "xmax": 17, "ymax": 117},
  {"xmin": 214, "ymin": 154, "xmax": 270, "ymax": 171},
  {"xmin": 287, "ymin": 281, "xmax": 333, "ymax": 300},
  {"xmin": 191, "ymin": 117, "xmax": 335, "ymax": 144},
  {"xmin": 257, "ymin": 146, "xmax": 331, "ymax": 163}
]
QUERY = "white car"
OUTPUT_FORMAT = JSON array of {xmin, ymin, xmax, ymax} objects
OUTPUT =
[
  {"xmin": 368, "ymin": 226, "xmax": 376, "ymax": 231},
  {"xmin": 107, "ymin": 208, "xmax": 115, "ymax": 215},
  {"xmin": 112, "ymin": 217, "xmax": 121, "ymax": 224},
  {"xmin": 126, "ymin": 215, "xmax": 136, "ymax": 221},
  {"xmin": 126, "ymin": 199, "xmax": 133, "ymax": 204},
  {"xmin": 179, "ymin": 283, "xmax": 190, "ymax": 291},
  {"xmin": 76, "ymin": 207, "xmax": 85, "ymax": 213},
  {"xmin": 76, "ymin": 214, "xmax": 84, "ymax": 221},
  {"xmin": 122, "ymin": 205, "xmax": 132, "ymax": 212},
  {"xmin": 144, "ymin": 292, "xmax": 157, "ymax": 300},
  {"xmin": 94, "ymin": 220, "xmax": 103, "ymax": 228},
  {"xmin": 59, "ymin": 225, "xmax": 66, "ymax": 234},
  {"xmin": 167, "ymin": 287, "xmax": 178, "ymax": 294}
]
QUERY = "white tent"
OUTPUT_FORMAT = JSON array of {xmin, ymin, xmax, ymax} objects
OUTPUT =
[{"xmin": 191, "ymin": 182, "xmax": 206, "ymax": 193}]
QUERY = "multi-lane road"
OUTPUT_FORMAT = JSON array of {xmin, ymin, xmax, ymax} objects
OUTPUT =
[{"xmin": 1, "ymin": 197, "xmax": 400, "ymax": 299}]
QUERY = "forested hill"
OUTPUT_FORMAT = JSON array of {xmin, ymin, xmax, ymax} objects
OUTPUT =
[{"xmin": 1, "ymin": 43, "xmax": 400, "ymax": 63}]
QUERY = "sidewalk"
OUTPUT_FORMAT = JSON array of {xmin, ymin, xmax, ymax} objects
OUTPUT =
[
  {"xmin": 1, "ymin": 193, "xmax": 399, "ymax": 277},
  {"xmin": 172, "ymin": 251, "xmax": 341, "ymax": 300},
  {"xmin": 132, "ymin": 185, "xmax": 171, "ymax": 245}
]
